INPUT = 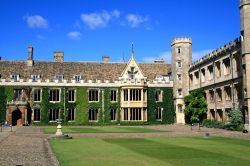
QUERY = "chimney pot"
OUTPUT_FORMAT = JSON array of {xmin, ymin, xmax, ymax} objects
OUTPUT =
[
  {"xmin": 102, "ymin": 56, "xmax": 110, "ymax": 63},
  {"xmin": 54, "ymin": 51, "xmax": 64, "ymax": 62}
]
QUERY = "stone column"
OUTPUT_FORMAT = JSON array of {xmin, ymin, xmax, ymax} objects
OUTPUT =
[
  {"xmin": 128, "ymin": 108, "xmax": 131, "ymax": 121},
  {"xmin": 141, "ymin": 108, "xmax": 144, "ymax": 121}
]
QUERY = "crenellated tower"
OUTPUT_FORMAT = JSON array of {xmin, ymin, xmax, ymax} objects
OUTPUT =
[
  {"xmin": 171, "ymin": 37, "xmax": 192, "ymax": 124},
  {"xmin": 240, "ymin": 0, "xmax": 250, "ymax": 130}
]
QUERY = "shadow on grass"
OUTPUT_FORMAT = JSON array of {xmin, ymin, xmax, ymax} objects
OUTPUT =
[{"xmin": 103, "ymin": 138, "xmax": 250, "ymax": 166}]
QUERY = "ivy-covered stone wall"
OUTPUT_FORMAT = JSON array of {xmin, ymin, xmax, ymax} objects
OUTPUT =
[
  {"xmin": 0, "ymin": 86, "xmax": 14, "ymax": 123},
  {"xmin": 147, "ymin": 87, "xmax": 175, "ymax": 124},
  {"xmin": 0, "ymin": 86, "xmax": 174, "ymax": 125}
]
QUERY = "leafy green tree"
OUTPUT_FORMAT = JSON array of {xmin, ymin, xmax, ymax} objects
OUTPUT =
[
  {"xmin": 226, "ymin": 109, "xmax": 244, "ymax": 131},
  {"xmin": 184, "ymin": 88, "xmax": 207, "ymax": 124}
]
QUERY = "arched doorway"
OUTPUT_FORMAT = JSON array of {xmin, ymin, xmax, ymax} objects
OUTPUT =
[{"xmin": 12, "ymin": 109, "xmax": 22, "ymax": 126}]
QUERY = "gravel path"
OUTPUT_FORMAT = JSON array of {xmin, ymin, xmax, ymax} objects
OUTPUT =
[{"xmin": 0, "ymin": 127, "xmax": 59, "ymax": 166}]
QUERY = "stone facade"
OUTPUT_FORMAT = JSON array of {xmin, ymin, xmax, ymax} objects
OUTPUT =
[
  {"xmin": 0, "ymin": 49, "xmax": 173, "ymax": 126},
  {"xmin": 0, "ymin": 0, "xmax": 250, "ymax": 130}
]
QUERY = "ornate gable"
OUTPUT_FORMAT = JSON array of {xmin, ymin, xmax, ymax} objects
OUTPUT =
[{"xmin": 119, "ymin": 56, "xmax": 147, "ymax": 81}]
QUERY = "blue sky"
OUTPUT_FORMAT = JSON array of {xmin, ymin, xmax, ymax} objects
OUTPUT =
[{"xmin": 0, "ymin": 0, "xmax": 240, "ymax": 63}]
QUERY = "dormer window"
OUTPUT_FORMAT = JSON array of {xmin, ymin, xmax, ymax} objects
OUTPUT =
[
  {"xmin": 31, "ymin": 74, "xmax": 40, "ymax": 81},
  {"xmin": 128, "ymin": 66, "xmax": 138, "ymax": 80},
  {"xmin": 11, "ymin": 74, "xmax": 20, "ymax": 81},
  {"xmin": 155, "ymin": 75, "xmax": 163, "ymax": 81},
  {"xmin": 55, "ymin": 74, "xmax": 64, "ymax": 81},
  {"xmin": 74, "ymin": 75, "xmax": 81, "ymax": 82}
]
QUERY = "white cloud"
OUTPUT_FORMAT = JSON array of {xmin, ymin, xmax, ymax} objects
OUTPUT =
[
  {"xmin": 24, "ymin": 15, "xmax": 48, "ymax": 29},
  {"xmin": 36, "ymin": 34, "xmax": 45, "ymax": 40},
  {"xmin": 142, "ymin": 49, "xmax": 213, "ymax": 63},
  {"xmin": 80, "ymin": 10, "xmax": 120, "ymax": 29},
  {"xmin": 126, "ymin": 14, "xmax": 148, "ymax": 28},
  {"xmin": 67, "ymin": 31, "xmax": 81, "ymax": 40}
]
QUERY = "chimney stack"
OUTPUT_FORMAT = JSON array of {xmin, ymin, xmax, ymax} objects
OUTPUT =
[
  {"xmin": 102, "ymin": 56, "xmax": 110, "ymax": 63},
  {"xmin": 54, "ymin": 51, "xmax": 64, "ymax": 62},
  {"xmin": 28, "ymin": 45, "xmax": 33, "ymax": 60},
  {"xmin": 27, "ymin": 45, "xmax": 34, "ymax": 66},
  {"xmin": 154, "ymin": 58, "xmax": 165, "ymax": 64}
]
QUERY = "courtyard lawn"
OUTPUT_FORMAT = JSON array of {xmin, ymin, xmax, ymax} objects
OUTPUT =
[
  {"xmin": 43, "ymin": 126, "xmax": 163, "ymax": 134},
  {"xmin": 50, "ymin": 137, "xmax": 250, "ymax": 166}
]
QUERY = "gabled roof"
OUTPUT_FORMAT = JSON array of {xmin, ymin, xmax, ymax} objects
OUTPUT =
[
  {"xmin": 0, "ymin": 60, "xmax": 171, "ymax": 82},
  {"xmin": 120, "ymin": 56, "xmax": 146, "ymax": 80}
]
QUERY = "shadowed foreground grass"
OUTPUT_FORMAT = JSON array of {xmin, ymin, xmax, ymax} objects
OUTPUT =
[
  {"xmin": 43, "ymin": 127, "xmax": 163, "ymax": 133},
  {"xmin": 50, "ymin": 137, "xmax": 250, "ymax": 166}
]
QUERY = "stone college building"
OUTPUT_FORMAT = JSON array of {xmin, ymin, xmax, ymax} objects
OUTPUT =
[{"xmin": 0, "ymin": 0, "xmax": 250, "ymax": 131}]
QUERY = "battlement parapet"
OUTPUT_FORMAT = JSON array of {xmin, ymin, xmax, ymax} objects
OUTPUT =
[
  {"xmin": 171, "ymin": 37, "xmax": 192, "ymax": 46},
  {"xmin": 189, "ymin": 37, "xmax": 241, "ymax": 70},
  {"xmin": 240, "ymin": 0, "xmax": 250, "ymax": 7}
]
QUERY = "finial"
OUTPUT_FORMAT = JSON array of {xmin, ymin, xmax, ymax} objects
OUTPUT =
[{"xmin": 131, "ymin": 42, "xmax": 135, "ymax": 56}]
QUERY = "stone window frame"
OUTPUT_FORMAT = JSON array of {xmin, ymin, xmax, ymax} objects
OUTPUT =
[
  {"xmin": 68, "ymin": 89, "xmax": 76, "ymax": 103},
  {"xmin": 88, "ymin": 88, "xmax": 99, "ymax": 102},
  {"xmin": 110, "ymin": 108, "xmax": 117, "ymax": 121},
  {"xmin": 123, "ymin": 89, "xmax": 129, "ymax": 101},
  {"xmin": 201, "ymin": 68, "xmax": 206, "ymax": 83},
  {"xmin": 177, "ymin": 61, "xmax": 182, "ymax": 68},
  {"xmin": 68, "ymin": 108, "xmax": 76, "ymax": 121},
  {"xmin": 155, "ymin": 89, "xmax": 163, "ymax": 102},
  {"xmin": 88, "ymin": 108, "xmax": 98, "ymax": 122},
  {"xmin": 33, "ymin": 107, "xmax": 41, "ymax": 122},
  {"xmin": 49, "ymin": 108, "xmax": 60, "ymax": 122},
  {"xmin": 130, "ymin": 108, "xmax": 142, "ymax": 121},
  {"xmin": 155, "ymin": 107, "xmax": 163, "ymax": 121},
  {"xmin": 215, "ymin": 61, "xmax": 221, "ymax": 78},
  {"xmin": 207, "ymin": 65, "xmax": 214, "ymax": 81},
  {"xmin": 123, "ymin": 108, "xmax": 129, "ymax": 121},
  {"xmin": 177, "ymin": 104, "xmax": 183, "ymax": 113},
  {"xmin": 177, "ymin": 74, "xmax": 182, "ymax": 81},
  {"xmin": 130, "ymin": 89, "xmax": 142, "ymax": 101},
  {"xmin": 49, "ymin": 89, "xmax": 61, "ymax": 103},
  {"xmin": 33, "ymin": 88, "xmax": 42, "ymax": 102},
  {"xmin": 177, "ymin": 89, "xmax": 182, "ymax": 97},
  {"xmin": 216, "ymin": 88, "xmax": 222, "ymax": 102},
  {"xmin": 194, "ymin": 71, "xmax": 199, "ymax": 85},
  {"xmin": 209, "ymin": 90, "xmax": 215, "ymax": 103},
  {"xmin": 223, "ymin": 58, "xmax": 231, "ymax": 76},
  {"xmin": 110, "ymin": 89, "xmax": 118, "ymax": 102},
  {"xmin": 224, "ymin": 86, "xmax": 232, "ymax": 101},
  {"xmin": 177, "ymin": 47, "xmax": 181, "ymax": 54}
]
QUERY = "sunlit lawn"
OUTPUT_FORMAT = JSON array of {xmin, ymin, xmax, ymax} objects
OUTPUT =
[
  {"xmin": 50, "ymin": 137, "xmax": 250, "ymax": 166},
  {"xmin": 43, "ymin": 126, "xmax": 163, "ymax": 133}
]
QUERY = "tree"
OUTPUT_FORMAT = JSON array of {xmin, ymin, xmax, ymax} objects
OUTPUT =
[
  {"xmin": 184, "ymin": 88, "xmax": 207, "ymax": 124},
  {"xmin": 226, "ymin": 109, "xmax": 244, "ymax": 131}
]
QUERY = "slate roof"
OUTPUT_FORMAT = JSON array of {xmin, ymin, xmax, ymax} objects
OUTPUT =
[{"xmin": 0, "ymin": 60, "xmax": 171, "ymax": 82}]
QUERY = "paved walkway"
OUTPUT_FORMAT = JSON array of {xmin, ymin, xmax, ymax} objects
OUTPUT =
[
  {"xmin": 0, "ymin": 125, "xmax": 249, "ymax": 166},
  {"xmin": 68, "ymin": 125, "xmax": 250, "ymax": 140},
  {"xmin": 0, "ymin": 127, "xmax": 59, "ymax": 166}
]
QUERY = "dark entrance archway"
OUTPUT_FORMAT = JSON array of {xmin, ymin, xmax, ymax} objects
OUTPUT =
[{"xmin": 12, "ymin": 109, "xmax": 22, "ymax": 126}]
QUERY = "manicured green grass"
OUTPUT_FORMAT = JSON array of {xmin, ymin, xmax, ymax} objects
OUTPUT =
[
  {"xmin": 43, "ymin": 126, "xmax": 163, "ymax": 134},
  {"xmin": 50, "ymin": 137, "xmax": 250, "ymax": 166}
]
